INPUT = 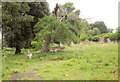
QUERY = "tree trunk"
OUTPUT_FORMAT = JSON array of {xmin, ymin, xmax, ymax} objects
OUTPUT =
[
  {"xmin": 42, "ymin": 35, "xmax": 51, "ymax": 52},
  {"xmin": 15, "ymin": 45, "xmax": 21, "ymax": 54}
]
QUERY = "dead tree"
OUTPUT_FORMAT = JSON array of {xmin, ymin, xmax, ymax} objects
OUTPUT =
[
  {"xmin": 59, "ymin": 8, "xmax": 68, "ymax": 22},
  {"xmin": 53, "ymin": 3, "xmax": 68, "ymax": 21},
  {"xmin": 53, "ymin": 3, "xmax": 59, "ymax": 16}
]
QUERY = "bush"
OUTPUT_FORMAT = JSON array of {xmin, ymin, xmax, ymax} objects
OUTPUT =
[
  {"xmin": 73, "ymin": 36, "xmax": 81, "ymax": 44},
  {"xmin": 80, "ymin": 34, "xmax": 88, "ymax": 41},
  {"xmin": 88, "ymin": 36, "xmax": 92, "ymax": 41},
  {"xmin": 118, "ymin": 32, "xmax": 120, "ymax": 41},
  {"xmin": 31, "ymin": 41, "xmax": 43, "ymax": 50},
  {"xmin": 93, "ymin": 28, "xmax": 101, "ymax": 36},
  {"xmin": 103, "ymin": 33, "xmax": 118, "ymax": 41},
  {"xmin": 91, "ymin": 36, "xmax": 100, "ymax": 42},
  {"xmin": 31, "ymin": 41, "xmax": 37, "ymax": 48}
]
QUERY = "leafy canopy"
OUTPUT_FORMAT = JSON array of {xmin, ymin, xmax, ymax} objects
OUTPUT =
[{"xmin": 33, "ymin": 15, "xmax": 75, "ymax": 48}]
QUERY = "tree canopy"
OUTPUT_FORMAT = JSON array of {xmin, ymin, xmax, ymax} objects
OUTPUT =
[
  {"xmin": 90, "ymin": 21, "xmax": 108, "ymax": 34},
  {"xmin": 34, "ymin": 16, "xmax": 75, "ymax": 51},
  {"xmin": 2, "ymin": 2, "xmax": 49, "ymax": 54},
  {"xmin": 2, "ymin": 1, "xmax": 117, "ymax": 54}
]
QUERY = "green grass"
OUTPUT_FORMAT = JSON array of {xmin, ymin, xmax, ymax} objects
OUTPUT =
[
  {"xmin": 0, "ymin": 50, "xmax": 2, "ymax": 81},
  {"xmin": 2, "ymin": 43, "xmax": 118, "ymax": 80}
]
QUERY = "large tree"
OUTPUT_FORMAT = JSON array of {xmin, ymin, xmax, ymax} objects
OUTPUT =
[
  {"xmin": 2, "ymin": 2, "xmax": 49, "ymax": 54},
  {"xmin": 24, "ymin": 2, "xmax": 49, "ymax": 48},
  {"xmin": 34, "ymin": 16, "xmax": 75, "ymax": 52},
  {"xmin": 59, "ymin": 2, "xmax": 81, "ymax": 43},
  {"xmin": 90, "ymin": 21, "xmax": 108, "ymax": 34},
  {"xmin": 2, "ymin": 2, "xmax": 33, "ymax": 54}
]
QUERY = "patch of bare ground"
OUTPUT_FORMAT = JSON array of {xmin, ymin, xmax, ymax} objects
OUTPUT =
[{"xmin": 11, "ymin": 70, "xmax": 43, "ymax": 80}]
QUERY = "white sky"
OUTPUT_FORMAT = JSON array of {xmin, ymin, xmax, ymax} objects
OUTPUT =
[{"xmin": 47, "ymin": 0, "xmax": 119, "ymax": 30}]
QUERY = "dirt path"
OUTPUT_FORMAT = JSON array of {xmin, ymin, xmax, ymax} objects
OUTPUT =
[{"xmin": 11, "ymin": 70, "xmax": 43, "ymax": 80}]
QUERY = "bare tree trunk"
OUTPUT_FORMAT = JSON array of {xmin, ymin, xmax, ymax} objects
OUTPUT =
[
  {"xmin": 42, "ymin": 35, "xmax": 51, "ymax": 52},
  {"xmin": 14, "ymin": 33, "xmax": 22, "ymax": 54}
]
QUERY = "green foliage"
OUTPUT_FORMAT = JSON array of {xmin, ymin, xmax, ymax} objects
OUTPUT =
[
  {"xmin": 2, "ymin": 2, "xmax": 50, "ymax": 53},
  {"xmin": 28, "ymin": 2, "xmax": 49, "ymax": 18},
  {"xmin": 68, "ymin": 12, "xmax": 80, "ymax": 25},
  {"xmin": 93, "ymin": 28, "xmax": 101, "ymax": 36},
  {"xmin": 80, "ymin": 21, "xmax": 90, "ymax": 34},
  {"xmin": 118, "ymin": 32, "xmax": 120, "ymax": 40},
  {"xmin": 80, "ymin": 34, "xmax": 88, "ymax": 41},
  {"xmin": 90, "ymin": 21, "xmax": 108, "ymax": 33},
  {"xmin": 61, "ymin": 2, "xmax": 75, "ymax": 14},
  {"xmin": 53, "ymin": 21, "xmax": 75, "ymax": 44},
  {"xmin": 116, "ymin": 27, "xmax": 120, "ymax": 33},
  {"xmin": 34, "ymin": 15, "xmax": 75, "ymax": 49},
  {"xmin": 87, "ymin": 30, "xmax": 94, "ymax": 41},
  {"xmin": 31, "ymin": 41, "xmax": 43, "ymax": 50},
  {"xmin": 107, "ymin": 28, "xmax": 114, "ymax": 33},
  {"xmin": 67, "ymin": 12, "xmax": 81, "ymax": 44},
  {"xmin": 2, "ymin": 43, "xmax": 118, "ymax": 80},
  {"xmin": 23, "ymin": 2, "xmax": 50, "ymax": 48},
  {"xmin": 115, "ymin": 27, "xmax": 120, "ymax": 41},
  {"xmin": 103, "ymin": 33, "xmax": 118, "ymax": 41},
  {"xmin": 88, "ymin": 30, "xmax": 94, "ymax": 35},
  {"xmin": 74, "ymin": 9, "xmax": 80, "ymax": 16},
  {"xmin": 72, "ymin": 36, "xmax": 81, "ymax": 44},
  {"xmin": 79, "ymin": 21, "xmax": 92, "ymax": 41},
  {"xmin": 91, "ymin": 36, "xmax": 100, "ymax": 42},
  {"xmin": 2, "ymin": 2, "xmax": 34, "ymax": 54}
]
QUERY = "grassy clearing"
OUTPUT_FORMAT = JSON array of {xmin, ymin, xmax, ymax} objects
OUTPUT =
[{"xmin": 2, "ymin": 43, "xmax": 118, "ymax": 80}]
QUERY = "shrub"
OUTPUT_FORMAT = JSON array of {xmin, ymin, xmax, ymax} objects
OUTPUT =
[
  {"xmin": 93, "ymin": 28, "xmax": 101, "ymax": 36},
  {"xmin": 73, "ymin": 36, "xmax": 81, "ymax": 44},
  {"xmin": 31, "ymin": 41, "xmax": 43, "ymax": 50},
  {"xmin": 88, "ymin": 36, "xmax": 92, "ymax": 41},
  {"xmin": 91, "ymin": 36, "xmax": 100, "ymax": 42},
  {"xmin": 103, "ymin": 33, "xmax": 118, "ymax": 41},
  {"xmin": 80, "ymin": 34, "xmax": 88, "ymax": 41}
]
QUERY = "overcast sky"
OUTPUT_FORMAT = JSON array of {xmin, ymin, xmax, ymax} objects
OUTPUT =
[{"xmin": 47, "ymin": 0, "xmax": 119, "ymax": 31}]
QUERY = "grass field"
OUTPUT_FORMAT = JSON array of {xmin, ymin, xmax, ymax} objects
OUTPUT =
[{"xmin": 1, "ymin": 43, "xmax": 118, "ymax": 80}]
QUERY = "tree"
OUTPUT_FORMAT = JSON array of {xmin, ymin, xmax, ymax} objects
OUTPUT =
[
  {"xmin": 24, "ymin": 2, "xmax": 49, "ymax": 48},
  {"xmin": 79, "ymin": 21, "xmax": 92, "ymax": 41},
  {"xmin": 2, "ymin": 2, "xmax": 50, "ymax": 54},
  {"xmin": 2, "ymin": 2, "xmax": 33, "ymax": 54},
  {"xmin": 115, "ymin": 27, "xmax": 120, "ymax": 41},
  {"xmin": 74, "ymin": 9, "xmax": 80, "ymax": 16},
  {"xmin": 116, "ymin": 27, "xmax": 120, "ymax": 33},
  {"xmin": 67, "ymin": 12, "xmax": 81, "ymax": 36},
  {"xmin": 107, "ymin": 28, "xmax": 114, "ymax": 33},
  {"xmin": 103, "ymin": 33, "xmax": 118, "ymax": 41},
  {"xmin": 90, "ymin": 21, "xmax": 108, "ymax": 33},
  {"xmin": 93, "ymin": 28, "xmax": 101, "ymax": 36},
  {"xmin": 51, "ymin": 2, "xmax": 81, "ymax": 44},
  {"xmin": 87, "ymin": 30, "xmax": 94, "ymax": 40},
  {"xmin": 61, "ymin": 2, "xmax": 75, "ymax": 14},
  {"xmin": 34, "ymin": 16, "xmax": 75, "ymax": 52}
]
